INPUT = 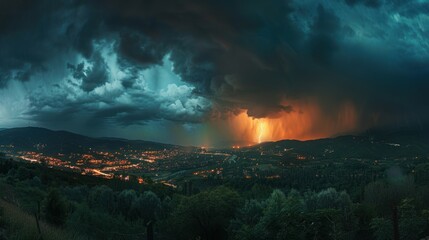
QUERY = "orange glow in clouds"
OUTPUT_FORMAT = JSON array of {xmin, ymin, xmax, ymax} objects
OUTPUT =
[{"xmin": 217, "ymin": 101, "xmax": 359, "ymax": 145}]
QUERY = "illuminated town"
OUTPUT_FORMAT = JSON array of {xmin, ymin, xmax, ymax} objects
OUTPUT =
[{"xmin": 2, "ymin": 133, "xmax": 427, "ymax": 190}]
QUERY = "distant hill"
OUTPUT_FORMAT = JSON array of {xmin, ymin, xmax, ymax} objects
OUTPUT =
[
  {"xmin": 0, "ymin": 127, "xmax": 176, "ymax": 154},
  {"xmin": 250, "ymin": 130, "xmax": 429, "ymax": 159},
  {"xmin": 1, "ymin": 127, "xmax": 428, "ymax": 158}
]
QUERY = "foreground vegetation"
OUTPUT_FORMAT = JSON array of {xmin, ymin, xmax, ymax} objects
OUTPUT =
[{"xmin": 2, "ymin": 157, "xmax": 429, "ymax": 240}]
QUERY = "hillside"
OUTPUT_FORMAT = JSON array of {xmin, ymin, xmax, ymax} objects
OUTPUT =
[
  {"xmin": 0, "ymin": 127, "xmax": 176, "ymax": 154},
  {"xmin": 250, "ymin": 130, "xmax": 429, "ymax": 159}
]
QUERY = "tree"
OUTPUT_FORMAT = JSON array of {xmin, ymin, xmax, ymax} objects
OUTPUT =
[
  {"xmin": 45, "ymin": 189, "xmax": 68, "ymax": 226},
  {"xmin": 117, "ymin": 189, "xmax": 137, "ymax": 218},
  {"xmin": 371, "ymin": 199, "xmax": 425, "ymax": 240},
  {"xmin": 88, "ymin": 185, "xmax": 116, "ymax": 214},
  {"xmin": 354, "ymin": 203, "xmax": 376, "ymax": 240},
  {"xmin": 229, "ymin": 199, "xmax": 265, "ymax": 240},
  {"xmin": 365, "ymin": 178, "xmax": 415, "ymax": 240},
  {"xmin": 370, "ymin": 217, "xmax": 392, "ymax": 240},
  {"xmin": 260, "ymin": 189, "xmax": 303, "ymax": 239},
  {"xmin": 248, "ymin": 189, "xmax": 306, "ymax": 240},
  {"xmin": 308, "ymin": 208, "xmax": 343, "ymax": 240},
  {"xmin": 304, "ymin": 188, "xmax": 357, "ymax": 239},
  {"xmin": 0, "ymin": 158, "xmax": 16, "ymax": 174},
  {"xmin": 398, "ymin": 199, "xmax": 425, "ymax": 240},
  {"xmin": 170, "ymin": 186, "xmax": 240, "ymax": 240},
  {"xmin": 16, "ymin": 166, "xmax": 33, "ymax": 180},
  {"xmin": 131, "ymin": 191, "xmax": 161, "ymax": 223}
]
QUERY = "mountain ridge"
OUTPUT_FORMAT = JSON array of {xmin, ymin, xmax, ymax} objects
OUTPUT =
[
  {"xmin": 0, "ymin": 127, "xmax": 428, "ymax": 157},
  {"xmin": 0, "ymin": 127, "xmax": 176, "ymax": 153}
]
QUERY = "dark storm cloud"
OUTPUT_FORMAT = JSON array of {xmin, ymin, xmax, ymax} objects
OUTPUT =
[
  {"xmin": 117, "ymin": 32, "xmax": 168, "ymax": 67},
  {"xmin": 25, "ymin": 88, "xmax": 154, "ymax": 128},
  {"xmin": 1, "ymin": 0, "xmax": 429, "ymax": 132},
  {"xmin": 69, "ymin": 0, "xmax": 305, "ymax": 118},
  {"xmin": 0, "ymin": 0, "xmax": 78, "ymax": 86},
  {"xmin": 92, "ymin": 105, "xmax": 160, "ymax": 126},
  {"xmin": 344, "ymin": 0, "xmax": 429, "ymax": 17},
  {"xmin": 345, "ymin": 0, "xmax": 382, "ymax": 8},
  {"xmin": 67, "ymin": 53, "xmax": 110, "ymax": 92},
  {"xmin": 394, "ymin": 1, "xmax": 429, "ymax": 17},
  {"xmin": 308, "ymin": 5, "xmax": 341, "ymax": 64},
  {"xmin": 76, "ymin": 0, "xmax": 374, "ymax": 120}
]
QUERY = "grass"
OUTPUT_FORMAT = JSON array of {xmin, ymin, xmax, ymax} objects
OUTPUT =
[{"xmin": 0, "ymin": 199, "xmax": 85, "ymax": 240}]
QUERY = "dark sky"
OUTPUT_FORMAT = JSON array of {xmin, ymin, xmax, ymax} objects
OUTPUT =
[{"xmin": 0, "ymin": 0, "xmax": 428, "ymax": 146}]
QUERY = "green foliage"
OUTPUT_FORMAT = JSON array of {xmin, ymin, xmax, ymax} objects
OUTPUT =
[
  {"xmin": 66, "ymin": 203, "xmax": 143, "ymax": 239},
  {"xmin": 247, "ymin": 184, "xmax": 273, "ymax": 199},
  {"xmin": 307, "ymin": 208, "xmax": 343, "ymax": 240},
  {"xmin": 15, "ymin": 166, "xmax": 34, "ymax": 180},
  {"xmin": 117, "ymin": 189, "xmax": 137, "ymax": 218},
  {"xmin": 261, "ymin": 189, "xmax": 306, "ymax": 239},
  {"xmin": 0, "ymin": 158, "xmax": 16, "ymax": 175},
  {"xmin": 169, "ymin": 186, "xmax": 241, "ymax": 240},
  {"xmin": 45, "ymin": 189, "xmax": 69, "ymax": 226},
  {"xmin": 130, "ymin": 190, "xmax": 161, "ymax": 223},
  {"xmin": 370, "ymin": 217, "xmax": 393, "ymax": 240},
  {"xmin": 0, "ymin": 199, "xmax": 80, "ymax": 240},
  {"xmin": 364, "ymin": 177, "xmax": 415, "ymax": 216},
  {"xmin": 370, "ymin": 199, "xmax": 426, "ymax": 240},
  {"xmin": 4, "ymin": 160, "xmax": 429, "ymax": 240},
  {"xmin": 398, "ymin": 199, "xmax": 425, "ymax": 240},
  {"xmin": 62, "ymin": 186, "xmax": 89, "ymax": 203},
  {"xmin": 354, "ymin": 203, "xmax": 377, "ymax": 239},
  {"xmin": 88, "ymin": 185, "xmax": 116, "ymax": 214},
  {"xmin": 230, "ymin": 188, "xmax": 357, "ymax": 240},
  {"xmin": 229, "ymin": 199, "xmax": 266, "ymax": 240}
]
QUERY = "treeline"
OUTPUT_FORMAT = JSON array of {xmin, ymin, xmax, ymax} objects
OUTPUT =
[{"xmin": 2, "ymin": 159, "xmax": 429, "ymax": 240}]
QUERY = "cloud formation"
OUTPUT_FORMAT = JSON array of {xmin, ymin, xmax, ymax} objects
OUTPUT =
[{"xmin": 0, "ymin": 0, "xmax": 428, "ymax": 144}]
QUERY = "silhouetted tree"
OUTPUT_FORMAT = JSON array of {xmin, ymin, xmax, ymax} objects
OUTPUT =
[
  {"xmin": 117, "ymin": 189, "xmax": 137, "ymax": 218},
  {"xmin": 88, "ymin": 185, "xmax": 116, "ymax": 213},
  {"xmin": 45, "ymin": 189, "xmax": 68, "ymax": 226},
  {"xmin": 130, "ymin": 191, "xmax": 161, "ymax": 223},
  {"xmin": 170, "ymin": 186, "xmax": 240, "ymax": 240},
  {"xmin": 229, "ymin": 199, "xmax": 265, "ymax": 240}
]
